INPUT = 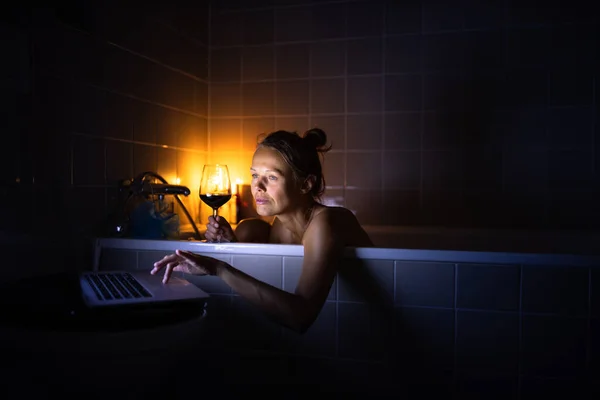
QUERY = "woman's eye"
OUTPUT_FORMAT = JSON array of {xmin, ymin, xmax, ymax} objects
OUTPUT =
[
  {"xmin": 251, "ymin": 174, "xmax": 258, "ymax": 179},
  {"xmin": 268, "ymin": 175, "xmax": 277, "ymax": 181}
]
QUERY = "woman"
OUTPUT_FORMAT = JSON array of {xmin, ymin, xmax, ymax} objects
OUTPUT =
[{"xmin": 151, "ymin": 128, "xmax": 373, "ymax": 333}]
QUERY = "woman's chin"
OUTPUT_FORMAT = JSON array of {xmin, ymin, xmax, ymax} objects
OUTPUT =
[{"xmin": 255, "ymin": 205, "xmax": 273, "ymax": 216}]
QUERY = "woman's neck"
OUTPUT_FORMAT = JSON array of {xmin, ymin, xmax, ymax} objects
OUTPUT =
[{"xmin": 277, "ymin": 201, "xmax": 318, "ymax": 242}]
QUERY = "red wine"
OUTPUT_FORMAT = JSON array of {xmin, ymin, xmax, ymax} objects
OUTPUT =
[{"xmin": 200, "ymin": 194, "xmax": 232, "ymax": 209}]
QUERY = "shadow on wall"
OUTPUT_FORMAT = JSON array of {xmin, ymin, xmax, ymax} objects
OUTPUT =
[
  {"xmin": 186, "ymin": 257, "xmax": 453, "ymax": 394},
  {"xmin": 335, "ymin": 257, "xmax": 453, "ymax": 392},
  {"xmin": 382, "ymin": 31, "xmax": 558, "ymax": 230}
]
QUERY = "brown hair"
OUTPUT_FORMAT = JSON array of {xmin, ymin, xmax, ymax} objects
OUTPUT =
[{"xmin": 257, "ymin": 128, "xmax": 332, "ymax": 201}]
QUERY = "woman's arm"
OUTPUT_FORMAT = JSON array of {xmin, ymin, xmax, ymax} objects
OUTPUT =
[
  {"xmin": 234, "ymin": 218, "xmax": 272, "ymax": 243},
  {"xmin": 156, "ymin": 211, "xmax": 343, "ymax": 333},
  {"xmin": 217, "ymin": 212, "xmax": 343, "ymax": 333},
  {"xmin": 204, "ymin": 216, "xmax": 272, "ymax": 243}
]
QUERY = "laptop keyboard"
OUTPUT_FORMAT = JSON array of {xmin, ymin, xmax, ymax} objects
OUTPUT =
[{"xmin": 84, "ymin": 272, "xmax": 152, "ymax": 301}]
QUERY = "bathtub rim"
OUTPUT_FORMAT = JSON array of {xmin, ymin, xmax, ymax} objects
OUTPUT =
[{"xmin": 94, "ymin": 237, "xmax": 600, "ymax": 271}]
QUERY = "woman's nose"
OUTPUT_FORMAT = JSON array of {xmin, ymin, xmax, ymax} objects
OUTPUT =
[
  {"xmin": 252, "ymin": 180, "xmax": 266, "ymax": 192},
  {"xmin": 257, "ymin": 178, "xmax": 267, "ymax": 192}
]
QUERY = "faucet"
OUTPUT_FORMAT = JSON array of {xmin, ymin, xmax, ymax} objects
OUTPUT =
[
  {"xmin": 129, "ymin": 172, "xmax": 192, "ymax": 197},
  {"xmin": 107, "ymin": 171, "xmax": 201, "ymax": 240}
]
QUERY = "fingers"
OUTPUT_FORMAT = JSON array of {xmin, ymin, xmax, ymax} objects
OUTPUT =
[
  {"xmin": 175, "ymin": 249, "xmax": 198, "ymax": 261},
  {"xmin": 151, "ymin": 253, "xmax": 178, "ymax": 274},
  {"xmin": 151, "ymin": 253, "xmax": 183, "ymax": 283},
  {"xmin": 205, "ymin": 215, "xmax": 236, "ymax": 242},
  {"xmin": 153, "ymin": 250, "xmax": 217, "ymax": 276},
  {"xmin": 151, "ymin": 250, "xmax": 214, "ymax": 282},
  {"xmin": 162, "ymin": 261, "xmax": 178, "ymax": 284},
  {"xmin": 215, "ymin": 216, "xmax": 230, "ymax": 227},
  {"xmin": 175, "ymin": 250, "xmax": 216, "ymax": 276},
  {"xmin": 204, "ymin": 230, "xmax": 220, "ymax": 242},
  {"xmin": 208, "ymin": 215, "xmax": 229, "ymax": 229},
  {"xmin": 205, "ymin": 217, "xmax": 220, "ymax": 241},
  {"xmin": 175, "ymin": 249, "xmax": 189, "ymax": 257},
  {"xmin": 205, "ymin": 220, "xmax": 232, "ymax": 242},
  {"xmin": 204, "ymin": 223, "xmax": 218, "ymax": 240}
]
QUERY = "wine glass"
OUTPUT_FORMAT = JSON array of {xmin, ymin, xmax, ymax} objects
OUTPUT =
[{"xmin": 199, "ymin": 164, "xmax": 232, "ymax": 242}]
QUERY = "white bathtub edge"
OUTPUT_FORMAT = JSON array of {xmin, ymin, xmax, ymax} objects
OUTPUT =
[{"xmin": 95, "ymin": 238, "xmax": 600, "ymax": 267}]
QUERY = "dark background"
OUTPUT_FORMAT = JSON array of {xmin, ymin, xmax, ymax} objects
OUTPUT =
[
  {"xmin": 1, "ymin": 0, "xmax": 599, "ymax": 251},
  {"xmin": 1, "ymin": 2, "xmax": 599, "ymax": 396}
]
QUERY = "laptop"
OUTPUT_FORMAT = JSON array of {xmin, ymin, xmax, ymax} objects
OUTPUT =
[{"xmin": 79, "ymin": 270, "xmax": 209, "ymax": 308}]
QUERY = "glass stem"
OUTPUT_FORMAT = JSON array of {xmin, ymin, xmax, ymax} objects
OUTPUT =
[{"xmin": 213, "ymin": 208, "xmax": 220, "ymax": 243}]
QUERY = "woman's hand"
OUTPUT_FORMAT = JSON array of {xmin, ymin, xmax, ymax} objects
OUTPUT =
[
  {"xmin": 151, "ymin": 249, "xmax": 222, "ymax": 283},
  {"xmin": 204, "ymin": 215, "xmax": 237, "ymax": 243}
]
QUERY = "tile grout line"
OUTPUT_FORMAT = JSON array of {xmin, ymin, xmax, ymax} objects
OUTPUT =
[
  {"xmin": 207, "ymin": 2, "xmax": 213, "ymax": 159},
  {"xmin": 335, "ymin": 266, "xmax": 340, "ymax": 359},
  {"xmin": 342, "ymin": 10, "xmax": 348, "ymax": 207},
  {"xmin": 280, "ymin": 256, "xmax": 286, "ymax": 349},
  {"xmin": 453, "ymin": 262, "xmax": 459, "ymax": 390},
  {"xmin": 239, "ymin": 32, "xmax": 244, "ymax": 154},
  {"xmin": 517, "ymin": 263, "xmax": 524, "ymax": 399},
  {"xmin": 273, "ymin": 8, "xmax": 278, "ymax": 136},
  {"xmin": 586, "ymin": 267, "xmax": 592, "ymax": 375},
  {"xmin": 380, "ymin": 1, "xmax": 387, "ymax": 210},
  {"xmin": 592, "ymin": 74, "xmax": 596, "ymax": 181},
  {"xmin": 418, "ymin": 17, "xmax": 425, "ymax": 214}
]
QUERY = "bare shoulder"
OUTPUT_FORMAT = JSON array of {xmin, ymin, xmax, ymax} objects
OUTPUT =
[
  {"xmin": 309, "ymin": 206, "xmax": 374, "ymax": 247},
  {"xmin": 313, "ymin": 205, "xmax": 360, "ymax": 223},
  {"xmin": 234, "ymin": 218, "xmax": 272, "ymax": 243}
]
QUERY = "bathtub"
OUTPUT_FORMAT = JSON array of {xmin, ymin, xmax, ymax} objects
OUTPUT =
[
  {"xmin": 2, "ymin": 221, "xmax": 597, "ymax": 395},
  {"xmin": 91, "ymin": 225, "xmax": 600, "ymax": 395}
]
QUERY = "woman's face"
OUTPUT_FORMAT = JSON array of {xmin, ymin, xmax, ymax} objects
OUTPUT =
[{"xmin": 250, "ymin": 147, "xmax": 301, "ymax": 216}]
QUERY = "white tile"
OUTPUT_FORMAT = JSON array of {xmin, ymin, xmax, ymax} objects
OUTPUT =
[
  {"xmin": 283, "ymin": 256, "xmax": 337, "ymax": 300},
  {"xmin": 231, "ymin": 254, "xmax": 283, "ymax": 288}
]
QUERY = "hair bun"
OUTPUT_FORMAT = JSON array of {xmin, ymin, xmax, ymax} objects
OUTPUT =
[{"xmin": 303, "ymin": 128, "xmax": 328, "ymax": 150}]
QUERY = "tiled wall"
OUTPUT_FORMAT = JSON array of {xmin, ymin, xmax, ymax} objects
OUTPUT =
[
  {"xmin": 2, "ymin": 1, "xmax": 599, "ymax": 242},
  {"xmin": 2, "ymin": 2, "xmax": 210, "ymax": 243},
  {"xmin": 100, "ymin": 247, "xmax": 600, "ymax": 397},
  {"xmin": 208, "ymin": 0, "xmax": 600, "ymax": 229}
]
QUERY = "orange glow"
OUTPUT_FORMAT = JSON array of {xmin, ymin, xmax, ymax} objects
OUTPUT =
[
  {"xmin": 207, "ymin": 166, "xmax": 229, "ymax": 193},
  {"xmin": 156, "ymin": 133, "xmax": 257, "ymax": 226},
  {"xmin": 232, "ymin": 178, "xmax": 243, "ymax": 195},
  {"xmin": 159, "ymin": 173, "xmax": 178, "ymax": 186},
  {"xmin": 207, "ymin": 152, "xmax": 253, "ymax": 191}
]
